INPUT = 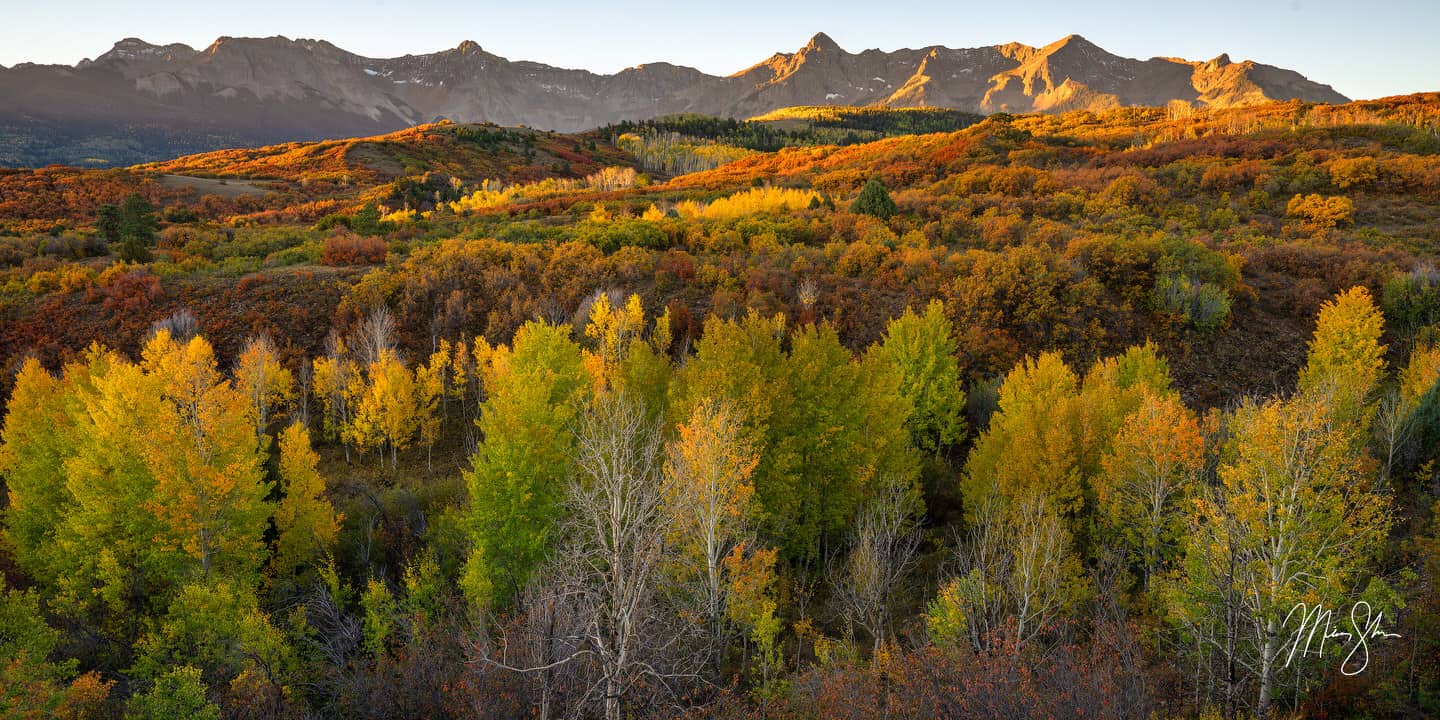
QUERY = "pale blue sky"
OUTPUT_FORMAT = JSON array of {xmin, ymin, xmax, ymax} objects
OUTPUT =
[{"xmin": 4, "ymin": 0, "xmax": 1437, "ymax": 100}]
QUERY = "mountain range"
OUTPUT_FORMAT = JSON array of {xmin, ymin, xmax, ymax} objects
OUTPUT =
[{"xmin": 0, "ymin": 32, "xmax": 1349, "ymax": 167}]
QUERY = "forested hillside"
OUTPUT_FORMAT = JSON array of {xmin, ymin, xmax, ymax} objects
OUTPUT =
[{"xmin": 2, "ymin": 96, "xmax": 1440, "ymax": 719}]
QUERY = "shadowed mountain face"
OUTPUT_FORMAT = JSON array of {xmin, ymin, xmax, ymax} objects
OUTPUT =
[{"xmin": 0, "ymin": 32, "xmax": 1348, "ymax": 166}]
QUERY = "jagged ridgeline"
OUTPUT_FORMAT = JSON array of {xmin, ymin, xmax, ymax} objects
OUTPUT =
[{"xmin": 0, "ymin": 32, "xmax": 1347, "ymax": 166}]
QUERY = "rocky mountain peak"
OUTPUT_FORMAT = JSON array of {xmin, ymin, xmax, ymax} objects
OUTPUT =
[
  {"xmin": 1037, "ymin": 33, "xmax": 1115, "ymax": 65},
  {"xmin": 803, "ymin": 32, "xmax": 842, "ymax": 54},
  {"xmin": 1201, "ymin": 53, "xmax": 1236, "ymax": 72},
  {"xmin": 95, "ymin": 37, "xmax": 196, "ymax": 64},
  {"xmin": 1049, "ymin": 34, "xmax": 1099, "ymax": 50},
  {"xmin": 110, "ymin": 37, "xmax": 160, "ymax": 52}
]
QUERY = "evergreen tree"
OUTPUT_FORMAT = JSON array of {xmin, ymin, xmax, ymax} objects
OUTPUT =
[
  {"xmin": 850, "ymin": 178, "xmax": 896, "ymax": 220},
  {"xmin": 116, "ymin": 193, "xmax": 158, "ymax": 263},
  {"xmin": 353, "ymin": 204, "xmax": 383, "ymax": 236},
  {"xmin": 96, "ymin": 203, "xmax": 122, "ymax": 244}
]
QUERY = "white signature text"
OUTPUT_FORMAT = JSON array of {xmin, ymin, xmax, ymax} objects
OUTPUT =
[{"xmin": 1282, "ymin": 600, "xmax": 1402, "ymax": 675}]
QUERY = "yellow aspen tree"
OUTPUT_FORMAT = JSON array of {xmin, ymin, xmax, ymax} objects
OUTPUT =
[
  {"xmin": 415, "ymin": 348, "xmax": 448, "ymax": 470},
  {"xmin": 449, "ymin": 336, "xmax": 487, "ymax": 450},
  {"xmin": 447, "ymin": 337, "xmax": 470, "ymax": 407},
  {"xmin": 53, "ymin": 357, "xmax": 175, "ymax": 627},
  {"xmin": 865, "ymin": 300, "xmax": 968, "ymax": 454},
  {"xmin": 462, "ymin": 336, "xmax": 496, "ymax": 450},
  {"xmin": 311, "ymin": 335, "xmax": 361, "ymax": 460},
  {"xmin": 0, "ymin": 356, "xmax": 88, "ymax": 583},
  {"xmin": 1177, "ymin": 394, "xmax": 1390, "ymax": 716},
  {"xmin": 348, "ymin": 350, "xmax": 421, "ymax": 468},
  {"xmin": 1399, "ymin": 340, "xmax": 1440, "ymax": 406},
  {"xmin": 615, "ymin": 305, "xmax": 674, "ymax": 420},
  {"xmin": 954, "ymin": 351, "xmax": 1096, "ymax": 633},
  {"xmin": 433, "ymin": 338, "xmax": 454, "ymax": 413},
  {"xmin": 1376, "ymin": 340, "xmax": 1440, "ymax": 481},
  {"xmin": 272, "ymin": 422, "xmax": 341, "ymax": 579},
  {"xmin": 1096, "ymin": 391, "xmax": 1203, "ymax": 587},
  {"xmin": 38, "ymin": 333, "xmax": 270, "ymax": 636},
  {"xmin": 663, "ymin": 400, "xmax": 760, "ymax": 666},
  {"xmin": 723, "ymin": 544, "xmax": 783, "ymax": 698},
  {"xmin": 583, "ymin": 292, "xmax": 646, "ymax": 371},
  {"xmin": 233, "ymin": 335, "xmax": 294, "ymax": 442},
  {"xmin": 580, "ymin": 292, "xmax": 674, "ymax": 417},
  {"xmin": 470, "ymin": 336, "xmax": 495, "ymax": 387},
  {"xmin": 582, "ymin": 292, "xmax": 650, "ymax": 393},
  {"xmin": 311, "ymin": 355, "xmax": 342, "ymax": 438},
  {"xmin": 140, "ymin": 331, "xmax": 271, "ymax": 583},
  {"xmin": 1076, "ymin": 343, "xmax": 1173, "ymax": 475},
  {"xmin": 1297, "ymin": 286, "xmax": 1386, "ymax": 437},
  {"xmin": 961, "ymin": 351, "xmax": 1082, "ymax": 517},
  {"xmin": 462, "ymin": 321, "xmax": 589, "ymax": 607}
]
